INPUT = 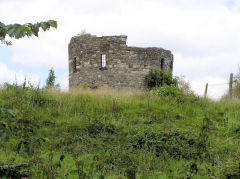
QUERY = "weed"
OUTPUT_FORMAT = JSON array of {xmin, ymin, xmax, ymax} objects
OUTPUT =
[{"xmin": 0, "ymin": 83, "xmax": 240, "ymax": 178}]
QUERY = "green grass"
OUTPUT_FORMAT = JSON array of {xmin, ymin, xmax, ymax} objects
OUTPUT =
[{"xmin": 1, "ymin": 83, "xmax": 240, "ymax": 178}]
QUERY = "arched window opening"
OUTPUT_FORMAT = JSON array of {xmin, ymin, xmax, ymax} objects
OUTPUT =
[
  {"xmin": 161, "ymin": 58, "xmax": 164, "ymax": 70},
  {"xmin": 73, "ymin": 57, "xmax": 77, "ymax": 73}
]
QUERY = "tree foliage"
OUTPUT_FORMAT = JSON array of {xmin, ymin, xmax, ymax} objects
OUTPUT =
[
  {"xmin": 145, "ymin": 69, "xmax": 178, "ymax": 89},
  {"xmin": 46, "ymin": 68, "xmax": 56, "ymax": 88},
  {"xmin": 0, "ymin": 20, "xmax": 57, "ymax": 45}
]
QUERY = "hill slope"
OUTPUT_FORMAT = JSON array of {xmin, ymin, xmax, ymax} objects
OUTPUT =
[{"xmin": 1, "ymin": 84, "xmax": 240, "ymax": 178}]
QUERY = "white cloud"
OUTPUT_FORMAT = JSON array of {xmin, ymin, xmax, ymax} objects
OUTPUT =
[
  {"xmin": 174, "ymin": 52, "xmax": 239, "ymax": 98},
  {"xmin": 0, "ymin": 63, "xmax": 41, "ymax": 86},
  {"xmin": 0, "ymin": 62, "xmax": 68, "ymax": 89},
  {"xmin": 10, "ymin": 30, "xmax": 67, "ymax": 69},
  {"xmin": 1, "ymin": 0, "xmax": 240, "ymax": 97},
  {"xmin": 57, "ymin": 71, "xmax": 69, "ymax": 90},
  {"xmin": 190, "ymin": 77, "xmax": 229, "ymax": 99}
]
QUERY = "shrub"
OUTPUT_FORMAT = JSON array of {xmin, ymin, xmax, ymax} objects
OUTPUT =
[
  {"xmin": 152, "ymin": 85, "xmax": 183, "ymax": 97},
  {"xmin": 129, "ymin": 127, "xmax": 201, "ymax": 159},
  {"xmin": 81, "ymin": 82, "xmax": 90, "ymax": 89},
  {"xmin": 152, "ymin": 84, "xmax": 199, "ymax": 104},
  {"xmin": 145, "ymin": 69, "xmax": 178, "ymax": 89},
  {"xmin": 45, "ymin": 68, "xmax": 60, "ymax": 90},
  {"xmin": 46, "ymin": 68, "xmax": 56, "ymax": 88}
]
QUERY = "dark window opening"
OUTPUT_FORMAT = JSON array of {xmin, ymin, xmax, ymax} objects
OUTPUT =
[
  {"xmin": 161, "ymin": 58, "xmax": 164, "ymax": 70},
  {"xmin": 73, "ymin": 57, "xmax": 77, "ymax": 73},
  {"xmin": 170, "ymin": 61, "xmax": 173, "ymax": 71}
]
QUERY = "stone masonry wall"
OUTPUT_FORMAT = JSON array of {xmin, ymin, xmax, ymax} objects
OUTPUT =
[{"xmin": 68, "ymin": 35, "xmax": 174, "ymax": 89}]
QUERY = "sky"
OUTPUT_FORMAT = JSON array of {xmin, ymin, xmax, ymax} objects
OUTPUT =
[{"xmin": 1, "ymin": 0, "xmax": 240, "ymax": 98}]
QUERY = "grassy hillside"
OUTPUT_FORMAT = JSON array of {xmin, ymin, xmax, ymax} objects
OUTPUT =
[{"xmin": 1, "ymin": 84, "xmax": 240, "ymax": 178}]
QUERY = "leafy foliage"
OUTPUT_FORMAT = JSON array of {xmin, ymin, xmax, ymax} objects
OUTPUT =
[
  {"xmin": 81, "ymin": 82, "xmax": 90, "ymax": 89},
  {"xmin": 129, "ymin": 127, "xmax": 204, "ymax": 159},
  {"xmin": 76, "ymin": 29, "xmax": 93, "ymax": 37},
  {"xmin": 0, "ymin": 162, "xmax": 29, "ymax": 178},
  {"xmin": 0, "ymin": 20, "xmax": 57, "ymax": 45},
  {"xmin": 46, "ymin": 68, "xmax": 56, "ymax": 88},
  {"xmin": 145, "ymin": 69, "xmax": 178, "ymax": 89},
  {"xmin": 0, "ymin": 83, "xmax": 240, "ymax": 178},
  {"xmin": 152, "ymin": 85, "xmax": 183, "ymax": 97},
  {"xmin": 0, "ymin": 107, "xmax": 16, "ymax": 142}
]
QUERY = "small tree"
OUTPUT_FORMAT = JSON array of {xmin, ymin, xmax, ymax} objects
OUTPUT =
[
  {"xmin": 46, "ymin": 68, "xmax": 56, "ymax": 88},
  {"xmin": 145, "ymin": 69, "xmax": 178, "ymax": 89}
]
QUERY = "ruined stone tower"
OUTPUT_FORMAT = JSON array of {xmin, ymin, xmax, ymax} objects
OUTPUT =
[{"xmin": 68, "ymin": 34, "xmax": 173, "ymax": 89}]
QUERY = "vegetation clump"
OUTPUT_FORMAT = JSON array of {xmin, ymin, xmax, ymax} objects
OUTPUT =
[
  {"xmin": 145, "ymin": 69, "xmax": 178, "ymax": 89},
  {"xmin": 0, "ymin": 20, "xmax": 57, "ymax": 46},
  {"xmin": 45, "ymin": 68, "xmax": 60, "ymax": 90},
  {"xmin": 0, "ymin": 83, "xmax": 240, "ymax": 178},
  {"xmin": 76, "ymin": 29, "xmax": 95, "ymax": 37}
]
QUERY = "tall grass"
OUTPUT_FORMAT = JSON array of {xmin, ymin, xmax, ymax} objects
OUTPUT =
[{"xmin": 0, "ymin": 83, "xmax": 240, "ymax": 178}]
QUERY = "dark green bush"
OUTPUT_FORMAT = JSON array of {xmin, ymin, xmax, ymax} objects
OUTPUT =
[
  {"xmin": 129, "ymin": 127, "xmax": 201, "ymax": 159},
  {"xmin": 0, "ymin": 107, "xmax": 16, "ymax": 142},
  {"xmin": 145, "ymin": 69, "xmax": 178, "ymax": 89},
  {"xmin": 0, "ymin": 162, "xmax": 30, "ymax": 178}
]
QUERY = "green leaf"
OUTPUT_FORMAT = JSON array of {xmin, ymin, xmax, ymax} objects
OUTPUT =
[
  {"xmin": 0, "ymin": 20, "xmax": 57, "ymax": 45},
  {"xmin": 6, "ymin": 109, "xmax": 15, "ymax": 117},
  {"xmin": 40, "ymin": 22, "xmax": 49, "ymax": 31},
  {"xmin": 48, "ymin": 20, "xmax": 58, "ymax": 28},
  {"xmin": 69, "ymin": 169, "xmax": 79, "ymax": 174}
]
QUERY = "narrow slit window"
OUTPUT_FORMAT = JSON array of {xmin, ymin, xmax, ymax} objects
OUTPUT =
[
  {"xmin": 170, "ymin": 61, "xmax": 173, "ymax": 71},
  {"xmin": 101, "ymin": 54, "xmax": 106, "ymax": 68},
  {"xmin": 73, "ymin": 57, "xmax": 77, "ymax": 73},
  {"xmin": 161, "ymin": 58, "xmax": 164, "ymax": 70}
]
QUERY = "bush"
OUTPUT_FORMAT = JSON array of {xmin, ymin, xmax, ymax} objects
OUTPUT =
[
  {"xmin": 81, "ymin": 82, "xmax": 90, "ymax": 89},
  {"xmin": 152, "ymin": 85, "xmax": 183, "ymax": 97},
  {"xmin": 46, "ymin": 68, "xmax": 56, "ymax": 87},
  {"xmin": 129, "ymin": 127, "xmax": 201, "ymax": 159},
  {"xmin": 152, "ymin": 84, "xmax": 199, "ymax": 104},
  {"xmin": 145, "ymin": 69, "xmax": 178, "ymax": 89},
  {"xmin": 45, "ymin": 68, "xmax": 60, "ymax": 90}
]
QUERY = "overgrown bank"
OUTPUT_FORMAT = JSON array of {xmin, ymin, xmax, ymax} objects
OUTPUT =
[{"xmin": 1, "ymin": 84, "xmax": 240, "ymax": 178}]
